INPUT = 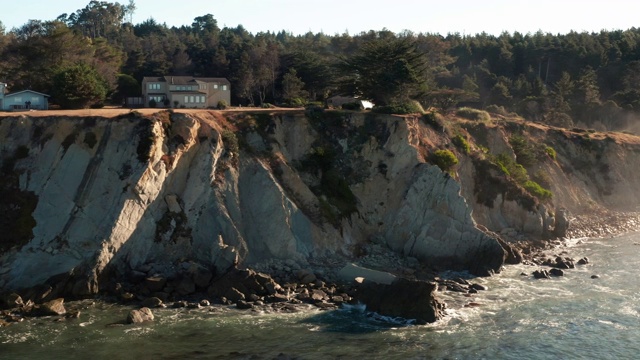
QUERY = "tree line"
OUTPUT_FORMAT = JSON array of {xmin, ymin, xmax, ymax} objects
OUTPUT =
[{"xmin": 1, "ymin": 1, "xmax": 640, "ymax": 130}]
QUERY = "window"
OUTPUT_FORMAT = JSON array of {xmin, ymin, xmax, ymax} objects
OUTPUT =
[
  {"xmin": 184, "ymin": 96, "xmax": 189, "ymax": 103},
  {"xmin": 222, "ymin": 85, "xmax": 228, "ymax": 91},
  {"xmin": 199, "ymin": 84, "xmax": 207, "ymax": 90},
  {"xmin": 31, "ymin": 96, "xmax": 39, "ymax": 104},
  {"xmin": 149, "ymin": 96, "xmax": 163, "ymax": 103},
  {"xmin": 148, "ymin": 83, "xmax": 161, "ymax": 90},
  {"xmin": 201, "ymin": 96, "xmax": 205, "ymax": 103},
  {"xmin": 213, "ymin": 84, "xmax": 218, "ymax": 89},
  {"xmin": 190, "ymin": 96, "xmax": 195, "ymax": 103},
  {"xmin": 14, "ymin": 97, "xmax": 22, "ymax": 102},
  {"xmin": 195, "ymin": 96, "xmax": 200, "ymax": 103}
]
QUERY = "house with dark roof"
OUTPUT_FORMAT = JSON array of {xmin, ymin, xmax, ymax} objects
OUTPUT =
[
  {"xmin": 0, "ymin": 83, "xmax": 50, "ymax": 111},
  {"xmin": 141, "ymin": 76, "xmax": 231, "ymax": 108}
]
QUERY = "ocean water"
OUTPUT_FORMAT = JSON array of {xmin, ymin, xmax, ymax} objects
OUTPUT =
[{"xmin": 2, "ymin": 232, "xmax": 640, "ymax": 360}]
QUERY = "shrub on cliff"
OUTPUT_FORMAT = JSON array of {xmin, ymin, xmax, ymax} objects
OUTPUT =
[
  {"xmin": 456, "ymin": 107, "xmax": 491, "ymax": 122},
  {"xmin": 452, "ymin": 135, "xmax": 470, "ymax": 155},
  {"xmin": 373, "ymin": 101, "xmax": 424, "ymax": 114},
  {"xmin": 431, "ymin": 149, "xmax": 459, "ymax": 173},
  {"xmin": 523, "ymin": 180, "xmax": 553, "ymax": 201}
]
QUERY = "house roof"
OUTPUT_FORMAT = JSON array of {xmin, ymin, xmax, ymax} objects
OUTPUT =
[
  {"xmin": 5, "ymin": 90, "xmax": 50, "ymax": 98},
  {"xmin": 143, "ymin": 76, "xmax": 230, "ymax": 86}
]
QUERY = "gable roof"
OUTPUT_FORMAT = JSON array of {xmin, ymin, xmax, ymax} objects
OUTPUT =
[
  {"xmin": 5, "ymin": 90, "xmax": 50, "ymax": 98},
  {"xmin": 143, "ymin": 76, "xmax": 230, "ymax": 86}
]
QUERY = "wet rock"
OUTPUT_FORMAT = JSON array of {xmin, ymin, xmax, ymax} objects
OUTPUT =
[
  {"xmin": 469, "ymin": 283, "xmax": 487, "ymax": 291},
  {"xmin": 172, "ymin": 301, "xmax": 188, "ymax": 308},
  {"xmin": 533, "ymin": 270, "xmax": 551, "ymax": 279},
  {"xmin": 187, "ymin": 302, "xmax": 201, "ymax": 309},
  {"xmin": 236, "ymin": 300, "xmax": 253, "ymax": 310},
  {"xmin": 141, "ymin": 297, "xmax": 164, "ymax": 308},
  {"xmin": 224, "ymin": 288, "xmax": 245, "ymax": 303},
  {"xmin": 65, "ymin": 310, "xmax": 81, "ymax": 319},
  {"xmin": 549, "ymin": 268, "xmax": 565, "ymax": 277},
  {"xmin": 591, "ymin": 275, "xmax": 600, "ymax": 279},
  {"xmin": 577, "ymin": 257, "xmax": 590, "ymax": 265},
  {"xmin": 127, "ymin": 307, "xmax": 154, "ymax": 324},
  {"xmin": 554, "ymin": 257, "xmax": 575, "ymax": 269},
  {"xmin": 37, "ymin": 298, "xmax": 66, "ymax": 316},
  {"xmin": 120, "ymin": 292, "xmax": 135, "ymax": 302},
  {"xmin": 188, "ymin": 263, "xmax": 213, "ymax": 288},
  {"xmin": 353, "ymin": 278, "xmax": 445, "ymax": 325},
  {"xmin": 199, "ymin": 300, "xmax": 210, "ymax": 307}
]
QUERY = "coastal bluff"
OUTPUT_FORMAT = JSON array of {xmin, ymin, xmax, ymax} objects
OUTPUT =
[{"xmin": 1, "ymin": 109, "xmax": 640, "ymax": 321}]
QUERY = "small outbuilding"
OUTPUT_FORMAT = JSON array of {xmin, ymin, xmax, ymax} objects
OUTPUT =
[{"xmin": 0, "ymin": 85, "xmax": 50, "ymax": 111}]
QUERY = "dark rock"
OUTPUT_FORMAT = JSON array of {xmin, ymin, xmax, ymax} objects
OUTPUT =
[
  {"xmin": 236, "ymin": 300, "xmax": 253, "ymax": 310},
  {"xmin": 1, "ymin": 293, "xmax": 24, "ymax": 310},
  {"xmin": 591, "ymin": 275, "xmax": 600, "ymax": 279},
  {"xmin": 353, "ymin": 278, "xmax": 445, "ymax": 325},
  {"xmin": 120, "ymin": 292, "xmax": 135, "ymax": 302},
  {"xmin": 143, "ymin": 277, "xmax": 166, "ymax": 293},
  {"xmin": 65, "ymin": 310, "xmax": 81, "ymax": 319},
  {"xmin": 533, "ymin": 270, "xmax": 551, "ymax": 279},
  {"xmin": 266, "ymin": 293, "xmax": 290, "ymax": 303},
  {"xmin": 549, "ymin": 268, "xmax": 565, "ymax": 277},
  {"xmin": 127, "ymin": 307, "xmax": 154, "ymax": 324},
  {"xmin": 496, "ymin": 237, "xmax": 524, "ymax": 264},
  {"xmin": 248, "ymin": 294, "xmax": 261, "ymax": 302},
  {"xmin": 199, "ymin": 300, "xmax": 211, "ymax": 307},
  {"xmin": 296, "ymin": 269, "xmax": 316, "ymax": 284},
  {"xmin": 187, "ymin": 302, "xmax": 200, "ymax": 309},
  {"xmin": 331, "ymin": 295, "xmax": 345, "ymax": 304},
  {"xmin": 224, "ymin": 288, "xmax": 245, "ymax": 303},
  {"xmin": 188, "ymin": 264, "xmax": 213, "ymax": 288},
  {"xmin": 172, "ymin": 301, "xmax": 188, "ymax": 308},
  {"xmin": 175, "ymin": 277, "xmax": 196, "ymax": 296},
  {"xmin": 141, "ymin": 297, "xmax": 163, "ymax": 308},
  {"xmin": 577, "ymin": 257, "xmax": 590, "ymax": 265},
  {"xmin": 554, "ymin": 257, "xmax": 575, "ymax": 269},
  {"xmin": 469, "ymin": 283, "xmax": 487, "ymax": 291}
]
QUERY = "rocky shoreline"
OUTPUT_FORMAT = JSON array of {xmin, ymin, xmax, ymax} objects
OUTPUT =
[{"xmin": 3, "ymin": 210, "xmax": 640, "ymax": 328}]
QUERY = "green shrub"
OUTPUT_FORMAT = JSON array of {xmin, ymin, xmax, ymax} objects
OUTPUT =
[
  {"xmin": 373, "ymin": 101, "xmax": 424, "ymax": 115},
  {"xmin": 221, "ymin": 129, "xmax": 239, "ymax": 155},
  {"xmin": 523, "ymin": 180, "xmax": 553, "ymax": 201},
  {"xmin": 149, "ymin": 99, "xmax": 157, "ymax": 108},
  {"xmin": 217, "ymin": 100, "xmax": 228, "ymax": 110},
  {"xmin": 452, "ymin": 134, "xmax": 470, "ymax": 154},
  {"xmin": 494, "ymin": 153, "xmax": 528, "ymax": 184},
  {"xmin": 532, "ymin": 169, "xmax": 552, "ymax": 188},
  {"xmin": 509, "ymin": 134, "xmax": 537, "ymax": 167},
  {"xmin": 485, "ymin": 104, "xmax": 508, "ymax": 116},
  {"xmin": 545, "ymin": 145, "xmax": 557, "ymax": 160},
  {"xmin": 456, "ymin": 107, "xmax": 491, "ymax": 122},
  {"xmin": 431, "ymin": 149, "xmax": 459, "ymax": 172}
]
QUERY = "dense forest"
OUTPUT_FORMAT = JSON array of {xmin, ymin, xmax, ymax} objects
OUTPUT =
[{"xmin": 2, "ymin": 1, "xmax": 640, "ymax": 130}]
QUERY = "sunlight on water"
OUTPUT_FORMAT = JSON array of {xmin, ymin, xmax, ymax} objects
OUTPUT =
[{"xmin": 2, "ymin": 233, "xmax": 640, "ymax": 359}]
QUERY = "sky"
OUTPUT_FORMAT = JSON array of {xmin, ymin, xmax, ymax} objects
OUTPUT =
[{"xmin": 2, "ymin": 0, "xmax": 640, "ymax": 36}]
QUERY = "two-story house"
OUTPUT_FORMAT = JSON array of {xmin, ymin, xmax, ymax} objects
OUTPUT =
[
  {"xmin": 0, "ymin": 82, "xmax": 50, "ymax": 111},
  {"xmin": 141, "ymin": 76, "xmax": 231, "ymax": 108}
]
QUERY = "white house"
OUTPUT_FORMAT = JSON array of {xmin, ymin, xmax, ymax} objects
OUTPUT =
[{"xmin": 0, "ymin": 84, "xmax": 50, "ymax": 111}]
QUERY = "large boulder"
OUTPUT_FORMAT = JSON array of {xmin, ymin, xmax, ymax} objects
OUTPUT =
[
  {"xmin": 127, "ymin": 307, "xmax": 154, "ymax": 324},
  {"xmin": 36, "ymin": 298, "xmax": 67, "ymax": 316},
  {"xmin": 353, "ymin": 278, "xmax": 445, "ymax": 325},
  {"xmin": 553, "ymin": 208, "xmax": 570, "ymax": 238}
]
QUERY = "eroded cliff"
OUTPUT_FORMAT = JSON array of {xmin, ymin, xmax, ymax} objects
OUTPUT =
[{"xmin": 1, "ymin": 109, "xmax": 639, "ymax": 296}]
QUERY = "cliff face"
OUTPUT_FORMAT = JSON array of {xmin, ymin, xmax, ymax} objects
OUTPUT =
[{"xmin": 1, "ymin": 110, "xmax": 639, "ymax": 295}]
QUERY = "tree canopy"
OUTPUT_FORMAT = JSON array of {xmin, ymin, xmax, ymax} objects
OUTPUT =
[{"xmin": 0, "ymin": 0, "xmax": 640, "ymax": 131}]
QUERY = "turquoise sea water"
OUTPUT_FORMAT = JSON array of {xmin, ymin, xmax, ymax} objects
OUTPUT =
[{"xmin": 2, "ymin": 233, "xmax": 640, "ymax": 359}]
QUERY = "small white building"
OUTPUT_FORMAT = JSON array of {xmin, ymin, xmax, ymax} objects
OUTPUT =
[{"xmin": 0, "ymin": 85, "xmax": 50, "ymax": 111}]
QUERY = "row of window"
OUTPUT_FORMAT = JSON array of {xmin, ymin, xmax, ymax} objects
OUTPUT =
[
  {"xmin": 185, "ymin": 95, "xmax": 206, "ymax": 103},
  {"xmin": 148, "ymin": 96, "xmax": 164, "ymax": 103},
  {"xmin": 148, "ymin": 83, "xmax": 228, "ymax": 91}
]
